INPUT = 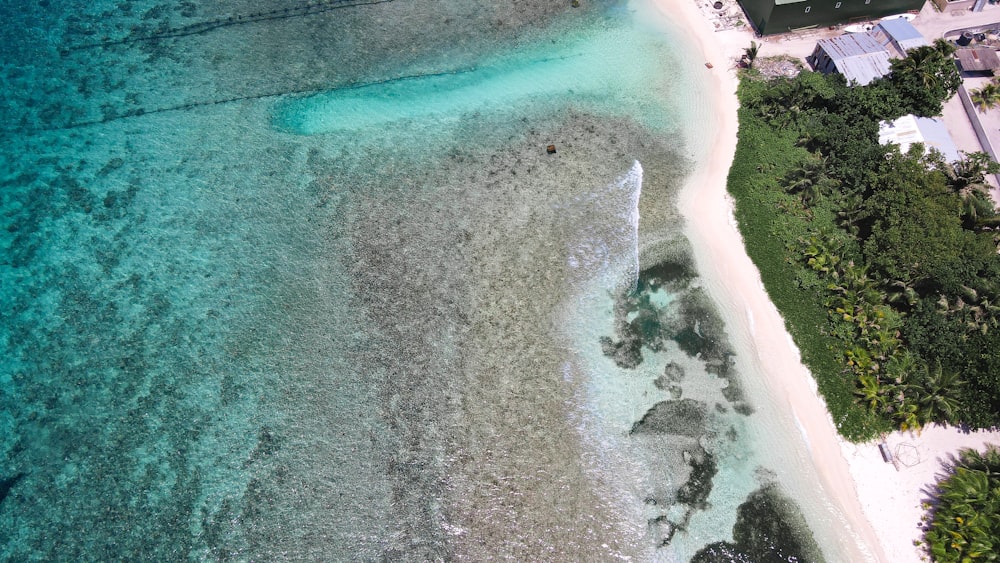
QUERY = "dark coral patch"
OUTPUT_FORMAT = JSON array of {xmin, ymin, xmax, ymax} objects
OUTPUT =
[
  {"xmin": 638, "ymin": 257, "xmax": 695, "ymax": 291},
  {"xmin": 691, "ymin": 484, "xmax": 824, "ymax": 563},
  {"xmin": 599, "ymin": 334, "xmax": 642, "ymax": 369},
  {"xmin": 629, "ymin": 399, "xmax": 707, "ymax": 437},
  {"xmin": 676, "ymin": 449, "xmax": 717, "ymax": 509}
]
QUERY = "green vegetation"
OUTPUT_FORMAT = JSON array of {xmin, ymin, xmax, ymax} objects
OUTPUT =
[
  {"xmin": 971, "ymin": 78, "xmax": 1000, "ymax": 112},
  {"xmin": 923, "ymin": 445, "xmax": 1000, "ymax": 562},
  {"xmin": 728, "ymin": 41, "xmax": 1000, "ymax": 441}
]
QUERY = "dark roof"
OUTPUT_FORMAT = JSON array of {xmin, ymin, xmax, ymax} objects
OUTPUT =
[{"xmin": 956, "ymin": 47, "xmax": 1000, "ymax": 73}]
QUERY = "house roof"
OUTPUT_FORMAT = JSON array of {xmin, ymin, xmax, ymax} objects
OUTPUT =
[
  {"xmin": 871, "ymin": 19, "xmax": 928, "ymax": 55},
  {"xmin": 873, "ymin": 18, "xmax": 924, "ymax": 43},
  {"xmin": 956, "ymin": 47, "xmax": 1000, "ymax": 73},
  {"xmin": 878, "ymin": 114, "xmax": 961, "ymax": 163},
  {"xmin": 815, "ymin": 34, "xmax": 893, "ymax": 85}
]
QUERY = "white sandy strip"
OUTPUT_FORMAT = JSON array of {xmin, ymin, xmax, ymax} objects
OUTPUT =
[
  {"xmin": 844, "ymin": 425, "xmax": 1000, "ymax": 561},
  {"xmin": 654, "ymin": 5, "xmax": 883, "ymax": 560},
  {"xmin": 656, "ymin": 1, "xmax": 1000, "ymax": 561}
]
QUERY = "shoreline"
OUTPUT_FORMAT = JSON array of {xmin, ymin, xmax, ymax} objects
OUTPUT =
[
  {"xmin": 656, "ymin": 0, "xmax": 1000, "ymax": 561},
  {"xmin": 653, "ymin": 2, "xmax": 886, "ymax": 560}
]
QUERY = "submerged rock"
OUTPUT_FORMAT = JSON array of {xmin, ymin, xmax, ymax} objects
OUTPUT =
[
  {"xmin": 690, "ymin": 484, "xmax": 824, "ymax": 563},
  {"xmin": 647, "ymin": 514, "xmax": 676, "ymax": 547},
  {"xmin": 0, "ymin": 472, "xmax": 26, "ymax": 507},
  {"xmin": 654, "ymin": 361, "xmax": 686, "ymax": 399},
  {"xmin": 690, "ymin": 542, "xmax": 755, "ymax": 563},
  {"xmin": 629, "ymin": 399, "xmax": 706, "ymax": 437},
  {"xmin": 639, "ymin": 258, "xmax": 695, "ymax": 290},
  {"xmin": 676, "ymin": 448, "xmax": 717, "ymax": 509},
  {"xmin": 599, "ymin": 334, "xmax": 642, "ymax": 369},
  {"xmin": 656, "ymin": 362, "xmax": 685, "ymax": 384}
]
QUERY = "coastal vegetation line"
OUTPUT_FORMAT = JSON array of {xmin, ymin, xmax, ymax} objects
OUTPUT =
[{"xmin": 728, "ymin": 41, "xmax": 1000, "ymax": 559}]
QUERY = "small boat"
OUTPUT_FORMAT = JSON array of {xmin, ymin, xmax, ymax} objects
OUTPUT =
[
  {"xmin": 844, "ymin": 23, "xmax": 874, "ymax": 33},
  {"xmin": 880, "ymin": 13, "xmax": 916, "ymax": 22}
]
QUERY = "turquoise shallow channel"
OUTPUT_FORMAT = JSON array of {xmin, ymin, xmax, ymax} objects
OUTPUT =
[
  {"xmin": 1, "ymin": 0, "xmax": 857, "ymax": 560},
  {"xmin": 276, "ymin": 25, "xmax": 674, "ymax": 135}
]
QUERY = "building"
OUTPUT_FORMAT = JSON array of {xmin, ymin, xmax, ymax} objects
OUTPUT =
[
  {"xmin": 870, "ymin": 18, "xmax": 929, "ymax": 58},
  {"xmin": 955, "ymin": 47, "xmax": 1000, "ymax": 74},
  {"xmin": 737, "ymin": 0, "xmax": 925, "ymax": 36},
  {"xmin": 878, "ymin": 114, "xmax": 962, "ymax": 162},
  {"xmin": 808, "ymin": 33, "xmax": 893, "ymax": 85},
  {"xmin": 932, "ymin": 0, "xmax": 987, "ymax": 13}
]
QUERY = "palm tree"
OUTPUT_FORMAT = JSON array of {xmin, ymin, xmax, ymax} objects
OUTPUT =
[
  {"xmin": 926, "ymin": 453, "xmax": 1000, "ymax": 562},
  {"xmin": 895, "ymin": 400, "xmax": 922, "ymax": 432},
  {"xmin": 866, "ymin": 325, "xmax": 901, "ymax": 361},
  {"xmin": 936, "ymin": 284, "xmax": 1000, "ymax": 335},
  {"xmin": 915, "ymin": 363, "xmax": 964, "ymax": 424},
  {"xmin": 957, "ymin": 444, "xmax": 1000, "ymax": 475},
  {"xmin": 855, "ymin": 373, "xmax": 887, "ymax": 412},
  {"xmin": 845, "ymin": 345, "xmax": 877, "ymax": 377},
  {"xmin": 841, "ymin": 261, "xmax": 882, "ymax": 305},
  {"xmin": 889, "ymin": 40, "xmax": 961, "ymax": 115},
  {"xmin": 891, "ymin": 44, "xmax": 945, "ymax": 89},
  {"xmin": 971, "ymin": 79, "xmax": 1000, "ymax": 112},
  {"xmin": 835, "ymin": 193, "xmax": 865, "ymax": 236},
  {"xmin": 885, "ymin": 278, "xmax": 920, "ymax": 309},
  {"xmin": 799, "ymin": 229, "xmax": 844, "ymax": 277},
  {"xmin": 884, "ymin": 351, "xmax": 920, "ymax": 392},
  {"xmin": 968, "ymin": 295, "xmax": 1000, "ymax": 334},
  {"xmin": 941, "ymin": 152, "xmax": 1000, "ymax": 228},
  {"xmin": 941, "ymin": 152, "xmax": 993, "ymax": 196},
  {"xmin": 961, "ymin": 190, "xmax": 997, "ymax": 229},
  {"xmin": 939, "ymin": 467, "xmax": 991, "ymax": 517},
  {"xmin": 783, "ymin": 155, "xmax": 840, "ymax": 206},
  {"xmin": 932, "ymin": 37, "xmax": 958, "ymax": 60}
]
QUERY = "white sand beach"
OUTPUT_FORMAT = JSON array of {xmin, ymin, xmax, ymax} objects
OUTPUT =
[{"xmin": 656, "ymin": 0, "xmax": 1000, "ymax": 560}]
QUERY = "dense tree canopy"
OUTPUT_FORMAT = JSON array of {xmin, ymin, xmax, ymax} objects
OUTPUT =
[
  {"xmin": 881, "ymin": 40, "xmax": 962, "ymax": 118},
  {"xmin": 729, "ymin": 45, "xmax": 1000, "ymax": 439},
  {"xmin": 860, "ymin": 155, "xmax": 966, "ymax": 290}
]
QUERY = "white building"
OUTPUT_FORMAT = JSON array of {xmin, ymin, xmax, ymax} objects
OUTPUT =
[{"xmin": 878, "ymin": 114, "xmax": 962, "ymax": 163}]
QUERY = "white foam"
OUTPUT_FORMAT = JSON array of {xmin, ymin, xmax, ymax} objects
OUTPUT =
[{"xmin": 562, "ymin": 161, "xmax": 643, "ymax": 293}]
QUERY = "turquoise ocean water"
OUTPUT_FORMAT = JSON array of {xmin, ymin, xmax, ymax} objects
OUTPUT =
[{"xmin": 1, "ymin": 0, "xmax": 862, "ymax": 560}]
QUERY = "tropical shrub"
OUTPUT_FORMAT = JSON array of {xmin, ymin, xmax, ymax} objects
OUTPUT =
[{"xmin": 924, "ymin": 445, "xmax": 1000, "ymax": 562}]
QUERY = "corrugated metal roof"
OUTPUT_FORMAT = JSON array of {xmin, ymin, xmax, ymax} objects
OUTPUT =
[
  {"xmin": 870, "ymin": 19, "xmax": 928, "ymax": 56},
  {"xmin": 816, "ymin": 34, "xmax": 893, "ymax": 85},
  {"xmin": 896, "ymin": 37, "xmax": 930, "ymax": 52},
  {"xmin": 817, "ymin": 33, "xmax": 888, "ymax": 60},
  {"xmin": 956, "ymin": 47, "xmax": 1000, "ymax": 72},
  {"xmin": 874, "ymin": 18, "xmax": 923, "ymax": 42},
  {"xmin": 878, "ymin": 114, "xmax": 961, "ymax": 163},
  {"xmin": 835, "ymin": 55, "xmax": 893, "ymax": 85}
]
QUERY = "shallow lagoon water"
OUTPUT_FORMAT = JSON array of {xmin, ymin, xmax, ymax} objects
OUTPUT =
[{"xmin": 2, "ymin": 0, "xmax": 860, "ymax": 560}]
